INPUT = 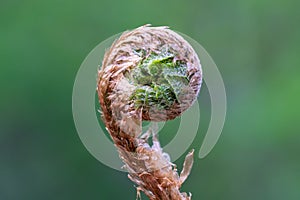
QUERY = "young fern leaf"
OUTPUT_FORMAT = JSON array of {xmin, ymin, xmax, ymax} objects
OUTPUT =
[{"xmin": 97, "ymin": 25, "xmax": 202, "ymax": 200}]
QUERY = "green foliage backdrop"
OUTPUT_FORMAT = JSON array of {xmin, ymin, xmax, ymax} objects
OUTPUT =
[{"xmin": 1, "ymin": 0, "xmax": 299, "ymax": 199}]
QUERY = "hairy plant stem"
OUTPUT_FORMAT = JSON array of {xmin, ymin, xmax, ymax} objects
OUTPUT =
[{"xmin": 97, "ymin": 25, "xmax": 202, "ymax": 200}]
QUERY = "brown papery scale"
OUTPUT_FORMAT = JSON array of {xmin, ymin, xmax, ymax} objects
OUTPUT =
[{"xmin": 97, "ymin": 25, "xmax": 202, "ymax": 200}]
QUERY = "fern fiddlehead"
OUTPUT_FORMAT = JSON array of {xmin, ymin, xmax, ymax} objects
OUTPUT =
[{"xmin": 97, "ymin": 25, "xmax": 202, "ymax": 200}]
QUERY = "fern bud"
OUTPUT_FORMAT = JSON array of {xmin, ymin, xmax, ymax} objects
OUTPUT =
[
  {"xmin": 98, "ymin": 25, "xmax": 202, "ymax": 123},
  {"xmin": 97, "ymin": 25, "xmax": 201, "ymax": 200}
]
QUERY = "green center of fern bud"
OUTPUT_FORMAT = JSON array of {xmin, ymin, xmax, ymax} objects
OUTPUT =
[{"xmin": 126, "ymin": 50, "xmax": 190, "ymax": 112}]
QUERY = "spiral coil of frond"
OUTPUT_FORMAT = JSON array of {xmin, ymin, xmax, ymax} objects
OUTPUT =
[{"xmin": 97, "ymin": 25, "xmax": 202, "ymax": 200}]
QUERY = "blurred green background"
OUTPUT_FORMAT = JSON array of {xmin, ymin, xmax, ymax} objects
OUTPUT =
[{"xmin": 1, "ymin": 0, "xmax": 300, "ymax": 199}]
